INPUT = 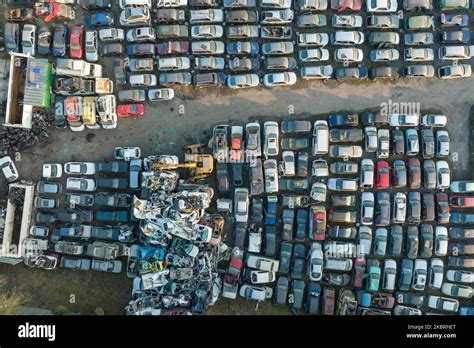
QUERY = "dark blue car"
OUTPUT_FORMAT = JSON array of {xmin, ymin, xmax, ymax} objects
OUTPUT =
[
  {"xmin": 226, "ymin": 41, "xmax": 259, "ymax": 55},
  {"xmin": 264, "ymin": 198, "xmax": 277, "ymax": 225},
  {"xmin": 85, "ymin": 12, "xmax": 114, "ymax": 28},
  {"xmin": 52, "ymin": 25, "xmax": 67, "ymax": 57}
]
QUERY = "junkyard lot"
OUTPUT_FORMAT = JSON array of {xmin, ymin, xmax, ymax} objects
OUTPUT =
[{"xmin": 1, "ymin": 77, "xmax": 473, "ymax": 315}]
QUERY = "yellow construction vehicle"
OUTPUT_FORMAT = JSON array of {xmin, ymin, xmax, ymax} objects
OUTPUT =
[{"xmin": 151, "ymin": 152, "xmax": 214, "ymax": 180}]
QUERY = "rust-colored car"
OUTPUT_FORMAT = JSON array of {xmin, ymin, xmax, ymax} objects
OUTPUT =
[
  {"xmin": 309, "ymin": 205, "xmax": 326, "ymax": 241},
  {"xmin": 408, "ymin": 158, "xmax": 421, "ymax": 189},
  {"xmin": 351, "ymin": 257, "xmax": 366, "ymax": 288},
  {"xmin": 450, "ymin": 195, "xmax": 474, "ymax": 208},
  {"xmin": 322, "ymin": 287, "xmax": 336, "ymax": 315},
  {"xmin": 331, "ymin": 0, "xmax": 362, "ymax": 11},
  {"xmin": 69, "ymin": 25, "xmax": 84, "ymax": 59}
]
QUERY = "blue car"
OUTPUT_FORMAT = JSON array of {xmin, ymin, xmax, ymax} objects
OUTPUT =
[
  {"xmin": 52, "ymin": 25, "xmax": 67, "ymax": 57},
  {"xmin": 264, "ymin": 198, "xmax": 277, "ymax": 225},
  {"xmin": 226, "ymin": 41, "xmax": 259, "ymax": 55},
  {"xmin": 85, "ymin": 12, "xmax": 114, "ymax": 28},
  {"xmin": 459, "ymin": 307, "xmax": 474, "ymax": 315}
]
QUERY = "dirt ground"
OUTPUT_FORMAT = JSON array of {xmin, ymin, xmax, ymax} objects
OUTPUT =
[{"xmin": 2, "ymin": 77, "xmax": 474, "ymax": 315}]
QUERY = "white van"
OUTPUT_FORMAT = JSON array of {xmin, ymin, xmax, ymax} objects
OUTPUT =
[
  {"xmin": 312, "ymin": 120, "xmax": 329, "ymax": 155},
  {"xmin": 438, "ymin": 46, "xmax": 471, "ymax": 60},
  {"xmin": 119, "ymin": 0, "xmax": 152, "ymax": 9}
]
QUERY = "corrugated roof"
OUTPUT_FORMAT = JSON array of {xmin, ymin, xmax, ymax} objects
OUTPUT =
[{"xmin": 23, "ymin": 58, "xmax": 52, "ymax": 107}]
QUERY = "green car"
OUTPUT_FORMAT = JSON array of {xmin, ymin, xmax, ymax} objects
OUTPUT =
[
  {"xmin": 279, "ymin": 178, "xmax": 309, "ymax": 190},
  {"xmin": 405, "ymin": 15, "xmax": 434, "ymax": 30},
  {"xmin": 364, "ymin": 265, "xmax": 381, "ymax": 292},
  {"xmin": 439, "ymin": 0, "xmax": 469, "ymax": 9}
]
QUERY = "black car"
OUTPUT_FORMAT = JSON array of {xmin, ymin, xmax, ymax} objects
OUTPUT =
[
  {"xmin": 232, "ymin": 163, "xmax": 243, "ymax": 187},
  {"xmin": 7, "ymin": 0, "xmax": 35, "ymax": 6},
  {"xmin": 81, "ymin": 0, "xmax": 112, "ymax": 10},
  {"xmin": 264, "ymin": 57, "xmax": 298, "ymax": 71},
  {"xmin": 291, "ymin": 244, "xmax": 305, "ymax": 280},
  {"xmin": 127, "ymin": 43, "xmax": 155, "ymax": 57},
  {"xmin": 95, "ymin": 161, "xmax": 128, "ymax": 173},
  {"xmin": 408, "ymin": 192, "xmax": 421, "ymax": 224},
  {"xmin": 295, "ymin": 209, "xmax": 307, "ymax": 242},
  {"xmin": 421, "ymin": 129, "xmax": 435, "ymax": 159},
  {"xmin": 193, "ymin": 72, "xmax": 226, "ymax": 87},
  {"xmin": 422, "ymin": 193, "xmax": 435, "ymax": 222},
  {"xmin": 306, "ymin": 282, "xmax": 321, "ymax": 315},
  {"xmin": 5, "ymin": 23, "xmax": 20, "ymax": 53},
  {"xmin": 94, "ymin": 192, "xmax": 131, "ymax": 208},
  {"xmin": 228, "ymin": 57, "xmax": 260, "ymax": 72},
  {"xmin": 327, "ymin": 225, "xmax": 357, "ymax": 239},
  {"xmin": 361, "ymin": 112, "xmax": 389, "ymax": 126},
  {"xmin": 419, "ymin": 224, "xmax": 433, "ymax": 258},
  {"xmin": 406, "ymin": 226, "xmax": 419, "ymax": 259},
  {"xmin": 328, "ymin": 113, "xmax": 359, "ymax": 127},
  {"xmin": 53, "ymin": 25, "xmax": 67, "ymax": 57},
  {"xmin": 375, "ymin": 191, "xmax": 390, "ymax": 227},
  {"xmin": 95, "ymin": 178, "xmax": 128, "ymax": 189},
  {"xmin": 216, "ymin": 162, "xmax": 229, "ymax": 193},
  {"xmin": 37, "ymin": 27, "xmax": 51, "ymax": 55},
  {"xmin": 103, "ymin": 43, "xmax": 123, "ymax": 56},
  {"xmin": 296, "ymin": 152, "xmax": 308, "ymax": 177},
  {"xmin": 234, "ymin": 222, "xmax": 247, "ymax": 249},
  {"xmin": 274, "ymin": 276, "xmax": 289, "ymax": 305},
  {"xmin": 388, "ymin": 225, "xmax": 403, "ymax": 256},
  {"xmin": 251, "ymin": 198, "xmax": 263, "ymax": 223},
  {"xmin": 57, "ymin": 210, "xmax": 94, "ymax": 223},
  {"xmin": 53, "ymin": 96, "xmax": 67, "ymax": 128},
  {"xmin": 265, "ymin": 225, "xmax": 277, "ymax": 257},
  {"xmin": 392, "ymin": 130, "xmax": 405, "ymax": 155}
]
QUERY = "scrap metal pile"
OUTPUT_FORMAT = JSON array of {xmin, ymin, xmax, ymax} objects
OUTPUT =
[
  {"xmin": 0, "ymin": 111, "xmax": 51, "ymax": 152},
  {"xmin": 125, "ymin": 158, "xmax": 223, "ymax": 315}
]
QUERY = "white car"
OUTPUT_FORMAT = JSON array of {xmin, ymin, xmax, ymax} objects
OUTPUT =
[
  {"xmin": 404, "ymin": 47, "xmax": 434, "ymax": 62},
  {"xmin": 312, "ymin": 159, "xmax": 329, "ymax": 177},
  {"xmin": 300, "ymin": 65, "xmax": 333, "ymax": 80},
  {"xmin": 279, "ymin": 151, "xmax": 295, "ymax": 176},
  {"xmin": 239, "ymin": 284, "xmax": 271, "ymax": 301},
  {"xmin": 435, "ymin": 226, "xmax": 448, "ymax": 256},
  {"xmin": 263, "ymin": 121, "xmax": 279, "ymax": 157},
  {"xmin": 365, "ymin": 127, "xmax": 378, "ymax": 152},
  {"xmin": 190, "ymin": 9, "xmax": 224, "ymax": 23},
  {"xmin": 191, "ymin": 25, "xmax": 224, "ymax": 39},
  {"xmin": 327, "ymin": 178, "xmax": 358, "ymax": 191},
  {"xmin": 358, "ymin": 226, "xmax": 372, "ymax": 256},
  {"xmin": 246, "ymin": 122, "xmax": 262, "ymax": 157},
  {"xmin": 126, "ymin": 27, "xmax": 155, "ymax": 42},
  {"xmin": 331, "ymin": 31, "xmax": 364, "ymax": 45},
  {"xmin": 42, "ymin": 164, "xmax": 63, "ymax": 178},
  {"xmin": 227, "ymin": 73, "xmax": 259, "ymax": 88},
  {"xmin": 394, "ymin": 305, "xmax": 422, "ymax": 316},
  {"xmin": 129, "ymin": 74, "xmax": 157, "ymax": 87},
  {"xmin": 264, "ymin": 159, "xmax": 279, "ymax": 193},
  {"xmin": 98, "ymin": 28, "xmax": 125, "ymax": 42},
  {"xmin": 22, "ymin": 24, "xmax": 36, "ymax": 56},
  {"xmin": 248, "ymin": 229, "xmax": 262, "ymax": 253},
  {"xmin": 382, "ymin": 259, "xmax": 397, "ymax": 291},
  {"xmin": 0, "ymin": 156, "xmax": 19, "ymax": 182},
  {"xmin": 64, "ymin": 162, "xmax": 96, "ymax": 175},
  {"xmin": 157, "ymin": 57, "xmax": 191, "ymax": 71},
  {"xmin": 310, "ymin": 182, "xmax": 327, "ymax": 202},
  {"xmin": 307, "ymin": 243, "xmax": 323, "ymax": 281},
  {"xmin": 335, "ymin": 48, "xmax": 364, "ymax": 62},
  {"xmin": 148, "ymin": 88, "xmax": 175, "ymax": 101},
  {"xmin": 261, "ymin": 0, "xmax": 292, "ymax": 8},
  {"xmin": 263, "ymin": 72, "xmax": 297, "ymax": 87},
  {"xmin": 66, "ymin": 178, "xmax": 96, "ymax": 192},
  {"xmin": 436, "ymin": 160, "xmax": 450, "ymax": 189},
  {"xmin": 85, "ymin": 31, "xmax": 99, "ymax": 62},
  {"xmin": 367, "ymin": 0, "xmax": 398, "ymax": 12},
  {"xmin": 446, "ymin": 270, "xmax": 474, "ymax": 283},
  {"xmin": 298, "ymin": 32, "xmax": 329, "ymax": 47},
  {"xmin": 114, "ymin": 147, "xmax": 141, "ymax": 160},
  {"xmin": 427, "ymin": 296, "xmax": 459, "ymax": 312},
  {"xmin": 441, "ymin": 283, "xmax": 473, "ymax": 298},
  {"xmin": 370, "ymin": 48, "xmax": 399, "ymax": 62},
  {"xmin": 299, "ymin": 48, "xmax": 329, "ymax": 62},
  {"xmin": 360, "ymin": 192, "xmax": 374, "ymax": 225},
  {"xmin": 120, "ymin": 7, "xmax": 151, "ymax": 26},
  {"xmin": 248, "ymin": 270, "xmax": 275, "ymax": 284},
  {"xmin": 156, "ymin": 0, "xmax": 187, "ymax": 7},
  {"xmin": 392, "ymin": 192, "xmax": 407, "ymax": 223},
  {"xmin": 389, "ymin": 114, "xmax": 419, "ymax": 127},
  {"xmin": 429, "ymin": 258, "xmax": 444, "ymax": 289},
  {"xmin": 234, "ymin": 188, "xmax": 249, "ymax": 223},
  {"xmin": 360, "ymin": 159, "xmax": 374, "ymax": 188},
  {"xmin": 421, "ymin": 115, "xmax": 447, "ymax": 128},
  {"xmin": 411, "ymin": 259, "xmax": 428, "ymax": 291}
]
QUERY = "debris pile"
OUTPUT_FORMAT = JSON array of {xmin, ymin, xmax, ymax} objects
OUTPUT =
[
  {"xmin": 125, "ymin": 158, "xmax": 223, "ymax": 315},
  {"xmin": 0, "ymin": 111, "xmax": 51, "ymax": 152}
]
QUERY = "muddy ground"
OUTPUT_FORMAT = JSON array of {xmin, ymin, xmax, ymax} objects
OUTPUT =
[{"xmin": 1, "ymin": 77, "xmax": 473, "ymax": 314}]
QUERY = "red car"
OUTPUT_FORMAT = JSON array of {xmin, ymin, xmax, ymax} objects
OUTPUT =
[
  {"xmin": 375, "ymin": 161, "xmax": 389, "ymax": 189},
  {"xmin": 322, "ymin": 287, "xmax": 336, "ymax": 315},
  {"xmin": 449, "ymin": 195, "xmax": 474, "ymax": 208},
  {"xmin": 223, "ymin": 257, "xmax": 243, "ymax": 287},
  {"xmin": 117, "ymin": 104, "xmax": 144, "ymax": 117},
  {"xmin": 310, "ymin": 205, "xmax": 326, "ymax": 241},
  {"xmin": 69, "ymin": 25, "xmax": 84, "ymax": 59},
  {"xmin": 436, "ymin": 193, "xmax": 451, "ymax": 224},
  {"xmin": 330, "ymin": 0, "xmax": 361, "ymax": 11},
  {"xmin": 408, "ymin": 158, "xmax": 421, "ymax": 189},
  {"xmin": 351, "ymin": 257, "xmax": 366, "ymax": 288}
]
